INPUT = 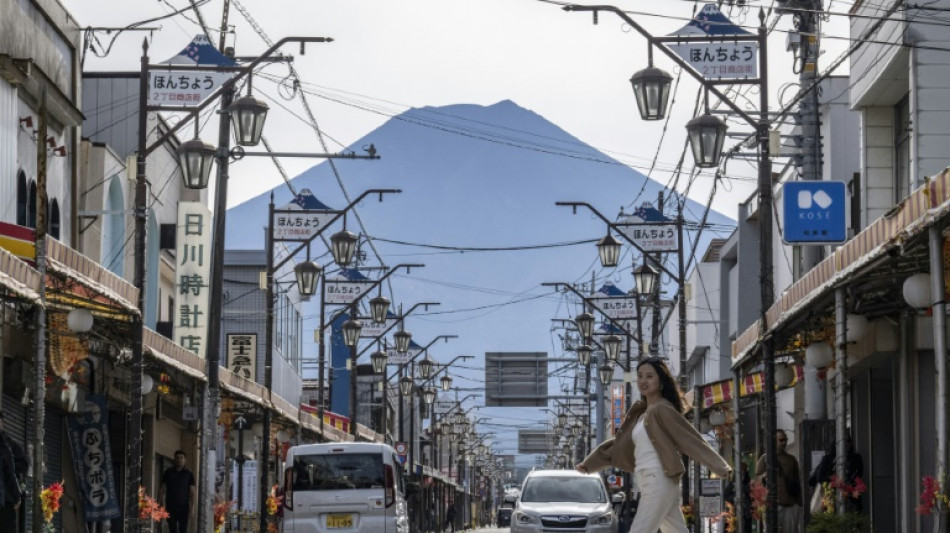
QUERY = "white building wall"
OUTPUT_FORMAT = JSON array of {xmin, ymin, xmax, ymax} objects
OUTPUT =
[
  {"xmin": 862, "ymin": 107, "xmax": 897, "ymax": 225},
  {"xmin": 849, "ymin": 0, "xmax": 906, "ymax": 107},
  {"xmin": 0, "ymin": 81, "xmax": 15, "ymax": 223},
  {"xmin": 915, "ymin": 46, "xmax": 950, "ymax": 181}
]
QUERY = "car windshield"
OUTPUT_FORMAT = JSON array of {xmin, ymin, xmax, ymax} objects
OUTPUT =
[
  {"xmin": 292, "ymin": 453, "xmax": 384, "ymax": 491},
  {"xmin": 520, "ymin": 476, "xmax": 606, "ymax": 503}
]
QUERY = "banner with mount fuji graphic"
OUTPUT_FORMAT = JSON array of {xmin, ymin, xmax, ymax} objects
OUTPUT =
[
  {"xmin": 147, "ymin": 35, "xmax": 237, "ymax": 106},
  {"xmin": 667, "ymin": 3, "xmax": 758, "ymax": 80}
]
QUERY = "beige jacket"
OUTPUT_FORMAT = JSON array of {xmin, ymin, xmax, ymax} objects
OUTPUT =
[{"xmin": 579, "ymin": 399, "xmax": 731, "ymax": 479}]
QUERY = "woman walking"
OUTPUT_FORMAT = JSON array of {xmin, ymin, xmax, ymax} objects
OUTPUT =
[{"xmin": 576, "ymin": 357, "xmax": 731, "ymax": 533}]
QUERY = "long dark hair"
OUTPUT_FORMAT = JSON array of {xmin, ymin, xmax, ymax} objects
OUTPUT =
[{"xmin": 637, "ymin": 357, "xmax": 688, "ymax": 414}]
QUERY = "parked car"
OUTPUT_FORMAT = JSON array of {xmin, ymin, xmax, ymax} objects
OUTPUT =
[
  {"xmin": 510, "ymin": 469, "xmax": 616, "ymax": 533},
  {"xmin": 497, "ymin": 507, "xmax": 513, "ymax": 527},
  {"xmin": 281, "ymin": 442, "xmax": 413, "ymax": 533}
]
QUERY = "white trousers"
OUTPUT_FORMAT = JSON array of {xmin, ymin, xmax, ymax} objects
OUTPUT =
[{"xmin": 630, "ymin": 469, "xmax": 688, "ymax": 533}]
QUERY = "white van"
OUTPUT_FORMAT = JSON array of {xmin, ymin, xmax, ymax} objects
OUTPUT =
[{"xmin": 280, "ymin": 442, "xmax": 412, "ymax": 533}]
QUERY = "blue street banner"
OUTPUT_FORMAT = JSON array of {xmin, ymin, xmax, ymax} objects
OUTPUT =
[{"xmin": 67, "ymin": 394, "xmax": 121, "ymax": 521}]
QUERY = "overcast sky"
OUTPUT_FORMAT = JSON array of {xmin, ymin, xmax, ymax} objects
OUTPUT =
[{"xmin": 64, "ymin": 0, "xmax": 853, "ymax": 456}]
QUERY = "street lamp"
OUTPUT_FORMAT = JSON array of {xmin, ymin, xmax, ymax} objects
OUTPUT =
[
  {"xmin": 576, "ymin": 345, "xmax": 592, "ymax": 366},
  {"xmin": 440, "ymin": 374, "xmax": 453, "ymax": 391},
  {"xmin": 394, "ymin": 330, "xmax": 412, "ymax": 355},
  {"xmin": 419, "ymin": 357, "xmax": 435, "ymax": 380},
  {"xmin": 633, "ymin": 262, "xmax": 659, "ymax": 296},
  {"xmin": 557, "ymin": 412, "xmax": 568, "ymax": 427},
  {"xmin": 596, "ymin": 233, "xmax": 622, "ymax": 268},
  {"xmin": 229, "ymin": 93, "xmax": 269, "ymax": 146},
  {"xmin": 603, "ymin": 335, "xmax": 623, "ymax": 364},
  {"xmin": 400, "ymin": 376, "xmax": 414, "ymax": 396},
  {"xmin": 293, "ymin": 261, "xmax": 322, "ymax": 297},
  {"xmin": 330, "ymin": 229, "xmax": 359, "ymax": 267},
  {"xmin": 342, "ymin": 318, "xmax": 362, "ymax": 347},
  {"xmin": 371, "ymin": 350, "xmax": 388, "ymax": 374},
  {"xmin": 423, "ymin": 387, "xmax": 437, "ymax": 406},
  {"xmin": 598, "ymin": 364, "xmax": 614, "ymax": 385},
  {"xmin": 574, "ymin": 312, "xmax": 595, "ymax": 340},
  {"xmin": 629, "ymin": 63, "xmax": 674, "ymax": 121},
  {"xmin": 370, "ymin": 295, "xmax": 391, "ymax": 324},
  {"xmin": 177, "ymin": 137, "xmax": 216, "ymax": 190},
  {"xmin": 685, "ymin": 112, "xmax": 728, "ymax": 168}
]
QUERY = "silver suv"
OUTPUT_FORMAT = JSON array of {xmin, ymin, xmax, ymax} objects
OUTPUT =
[{"xmin": 511, "ymin": 469, "xmax": 616, "ymax": 532}]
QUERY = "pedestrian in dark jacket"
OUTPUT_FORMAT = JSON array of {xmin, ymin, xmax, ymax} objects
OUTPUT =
[{"xmin": 0, "ymin": 412, "xmax": 27, "ymax": 533}]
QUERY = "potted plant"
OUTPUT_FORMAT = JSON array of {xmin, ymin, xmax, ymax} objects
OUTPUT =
[{"xmin": 806, "ymin": 476, "xmax": 867, "ymax": 533}]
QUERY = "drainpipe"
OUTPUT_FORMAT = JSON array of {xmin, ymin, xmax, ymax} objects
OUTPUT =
[{"xmin": 930, "ymin": 223, "xmax": 948, "ymax": 533}]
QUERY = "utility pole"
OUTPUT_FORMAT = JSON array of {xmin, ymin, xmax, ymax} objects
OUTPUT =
[
  {"xmin": 31, "ymin": 86, "xmax": 49, "ymax": 533},
  {"xmin": 796, "ymin": 1, "xmax": 823, "ymax": 274},
  {"xmin": 650, "ymin": 192, "xmax": 664, "ymax": 356}
]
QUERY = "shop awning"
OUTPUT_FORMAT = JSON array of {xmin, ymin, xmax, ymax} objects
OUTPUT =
[
  {"xmin": 0, "ymin": 246, "xmax": 42, "ymax": 305},
  {"xmin": 143, "ymin": 328, "xmax": 207, "ymax": 381},
  {"xmin": 732, "ymin": 167, "xmax": 950, "ymax": 366},
  {"xmin": 690, "ymin": 364, "xmax": 804, "ymax": 409},
  {"xmin": 45, "ymin": 239, "xmax": 140, "ymax": 315}
]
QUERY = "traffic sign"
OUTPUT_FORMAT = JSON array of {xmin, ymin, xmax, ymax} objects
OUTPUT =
[{"xmin": 782, "ymin": 181, "xmax": 847, "ymax": 244}]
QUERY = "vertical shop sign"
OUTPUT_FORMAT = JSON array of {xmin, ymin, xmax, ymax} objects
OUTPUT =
[
  {"xmin": 174, "ymin": 202, "xmax": 213, "ymax": 358},
  {"xmin": 227, "ymin": 333, "xmax": 257, "ymax": 381},
  {"xmin": 67, "ymin": 394, "xmax": 121, "ymax": 521}
]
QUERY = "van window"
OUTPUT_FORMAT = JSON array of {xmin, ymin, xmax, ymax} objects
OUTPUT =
[{"xmin": 292, "ymin": 453, "xmax": 384, "ymax": 491}]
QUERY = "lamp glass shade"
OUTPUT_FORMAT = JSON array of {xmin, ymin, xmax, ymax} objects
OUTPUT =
[
  {"xmin": 177, "ymin": 138, "xmax": 217, "ymax": 190},
  {"xmin": 686, "ymin": 113, "xmax": 728, "ymax": 168},
  {"xmin": 342, "ymin": 319, "xmax": 363, "ymax": 347},
  {"xmin": 598, "ymin": 365, "xmax": 614, "ymax": 385},
  {"xmin": 774, "ymin": 363, "xmax": 794, "ymax": 388},
  {"xmin": 330, "ymin": 230, "xmax": 359, "ymax": 267},
  {"xmin": 597, "ymin": 234, "xmax": 622, "ymax": 268},
  {"xmin": 634, "ymin": 263, "xmax": 659, "ymax": 296},
  {"xmin": 399, "ymin": 376, "xmax": 414, "ymax": 396},
  {"xmin": 423, "ymin": 387, "xmax": 437, "ymax": 405},
  {"xmin": 902, "ymin": 273, "xmax": 932, "ymax": 309},
  {"xmin": 557, "ymin": 412, "xmax": 568, "ymax": 427},
  {"xmin": 419, "ymin": 357, "xmax": 435, "ymax": 380},
  {"xmin": 603, "ymin": 335, "xmax": 623, "ymax": 364},
  {"xmin": 630, "ymin": 66, "xmax": 674, "ymax": 121},
  {"xmin": 229, "ymin": 94, "xmax": 269, "ymax": 146},
  {"xmin": 275, "ymin": 429, "xmax": 291, "ymax": 444},
  {"xmin": 369, "ymin": 296, "xmax": 391, "ymax": 324},
  {"xmin": 574, "ymin": 312, "xmax": 595, "ymax": 340},
  {"xmin": 846, "ymin": 313, "xmax": 870, "ymax": 343},
  {"xmin": 440, "ymin": 374, "xmax": 453, "ymax": 392},
  {"xmin": 67, "ymin": 308, "xmax": 94, "ymax": 333},
  {"xmin": 805, "ymin": 342, "xmax": 833, "ymax": 368},
  {"xmin": 708, "ymin": 410, "xmax": 727, "ymax": 426},
  {"xmin": 576, "ymin": 345, "xmax": 592, "ymax": 367},
  {"xmin": 450, "ymin": 433, "xmax": 459, "ymax": 443},
  {"xmin": 371, "ymin": 350, "xmax": 388, "ymax": 374},
  {"xmin": 394, "ymin": 330, "xmax": 412, "ymax": 355},
  {"xmin": 293, "ymin": 261, "xmax": 322, "ymax": 297}
]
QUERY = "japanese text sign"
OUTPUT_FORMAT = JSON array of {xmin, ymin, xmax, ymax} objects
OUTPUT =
[
  {"xmin": 324, "ymin": 279, "xmax": 375, "ymax": 305},
  {"xmin": 588, "ymin": 296, "xmax": 638, "ymax": 320},
  {"xmin": 616, "ymin": 223, "xmax": 679, "ymax": 252},
  {"xmin": 227, "ymin": 333, "xmax": 257, "ymax": 381},
  {"xmin": 67, "ymin": 395, "xmax": 121, "ymax": 521},
  {"xmin": 147, "ymin": 71, "xmax": 232, "ymax": 106},
  {"xmin": 669, "ymin": 42, "xmax": 759, "ymax": 80},
  {"xmin": 174, "ymin": 202, "xmax": 213, "ymax": 358},
  {"xmin": 272, "ymin": 209, "xmax": 338, "ymax": 242}
]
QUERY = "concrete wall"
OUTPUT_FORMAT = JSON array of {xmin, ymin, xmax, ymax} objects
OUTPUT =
[{"xmin": 0, "ymin": 0, "xmax": 80, "ymax": 99}]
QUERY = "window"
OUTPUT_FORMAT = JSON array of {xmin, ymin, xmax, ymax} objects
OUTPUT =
[
  {"xmin": 16, "ymin": 171, "xmax": 26, "ymax": 226},
  {"xmin": 895, "ymin": 96, "xmax": 911, "ymax": 202},
  {"xmin": 49, "ymin": 199, "xmax": 60, "ymax": 240},
  {"xmin": 28, "ymin": 181, "xmax": 37, "ymax": 228},
  {"xmin": 291, "ymin": 453, "xmax": 384, "ymax": 491}
]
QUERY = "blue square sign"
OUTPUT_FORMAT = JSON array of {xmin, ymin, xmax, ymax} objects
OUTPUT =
[{"xmin": 782, "ymin": 181, "xmax": 847, "ymax": 244}]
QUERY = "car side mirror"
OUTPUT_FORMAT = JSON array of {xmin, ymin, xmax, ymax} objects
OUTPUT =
[{"xmin": 611, "ymin": 493, "xmax": 625, "ymax": 504}]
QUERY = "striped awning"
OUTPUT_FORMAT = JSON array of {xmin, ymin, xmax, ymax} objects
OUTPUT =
[
  {"xmin": 733, "ymin": 166, "xmax": 950, "ymax": 366},
  {"xmin": 45, "ymin": 239, "xmax": 140, "ymax": 314},
  {"xmin": 699, "ymin": 364, "xmax": 804, "ymax": 409},
  {"xmin": 0, "ymin": 246, "xmax": 42, "ymax": 304}
]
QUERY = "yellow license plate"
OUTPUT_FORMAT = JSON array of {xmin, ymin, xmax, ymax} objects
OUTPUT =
[{"xmin": 326, "ymin": 513, "xmax": 353, "ymax": 528}]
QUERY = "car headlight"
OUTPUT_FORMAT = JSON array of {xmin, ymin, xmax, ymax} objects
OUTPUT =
[
  {"xmin": 591, "ymin": 512, "xmax": 614, "ymax": 525},
  {"xmin": 514, "ymin": 510, "xmax": 539, "ymax": 525}
]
